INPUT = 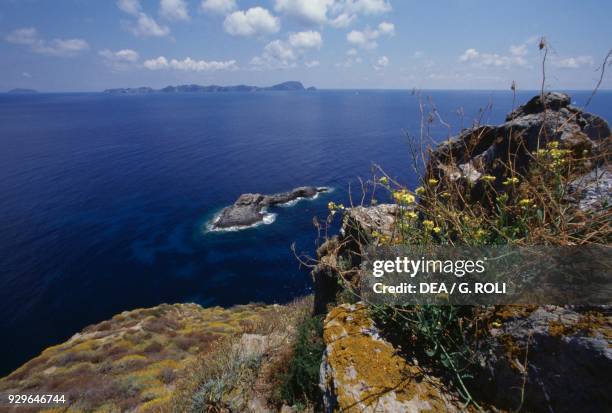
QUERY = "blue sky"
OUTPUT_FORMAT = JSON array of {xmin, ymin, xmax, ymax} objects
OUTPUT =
[{"xmin": 1, "ymin": 0, "xmax": 610, "ymax": 91}]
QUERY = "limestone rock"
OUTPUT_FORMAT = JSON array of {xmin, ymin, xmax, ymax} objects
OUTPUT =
[
  {"xmin": 320, "ymin": 303, "xmax": 461, "ymax": 413},
  {"xmin": 477, "ymin": 306, "xmax": 612, "ymax": 412},
  {"xmin": 311, "ymin": 205, "xmax": 397, "ymax": 314}
]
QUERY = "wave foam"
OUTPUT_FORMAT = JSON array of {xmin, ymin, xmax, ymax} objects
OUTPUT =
[
  {"xmin": 278, "ymin": 187, "xmax": 331, "ymax": 207},
  {"xmin": 205, "ymin": 210, "xmax": 277, "ymax": 233}
]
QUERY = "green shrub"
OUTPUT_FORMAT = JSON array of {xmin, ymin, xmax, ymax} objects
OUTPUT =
[{"xmin": 279, "ymin": 315, "xmax": 325, "ymax": 407}]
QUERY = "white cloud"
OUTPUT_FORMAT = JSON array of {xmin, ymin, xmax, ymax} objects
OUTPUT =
[
  {"xmin": 99, "ymin": 48, "xmax": 140, "ymax": 70},
  {"xmin": 305, "ymin": 60, "xmax": 320, "ymax": 68},
  {"xmin": 117, "ymin": 1, "xmax": 171, "ymax": 37},
  {"xmin": 143, "ymin": 56, "xmax": 238, "ymax": 71},
  {"xmin": 143, "ymin": 56, "xmax": 169, "ymax": 70},
  {"xmin": 117, "ymin": 0, "xmax": 141, "ymax": 16},
  {"xmin": 250, "ymin": 31, "xmax": 322, "ymax": 69},
  {"xmin": 377, "ymin": 21, "xmax": 394, "ymax": 36},
  {"xmin": 288, "ymin": 30, "xmax": 322, "ymax": 49},
  {"xmin": 201, "ymin": 0, "xmax": 236, "ymax": 14},
  {"xmin": 223, "ymin": 7, "xmax": 280, "ymax": 37},
  {"xmin": 552, "ymin": 55, "xmax": 594, "ymax": 69},
  {"xmin": 374, "ymin": 55, "xmax": 388, "ymax": 70},
  {"xmin": 160, "ymin": 0, "xmax": 190, "ymax": 21},
  {"xmin": 130, "ymin": 13, "xmax": 171, "ymax": 37},
  {"xmin": 5, "ymin": 27, "xmax": 89, "ymax": 57},
  {"xmin": 344, "ymin": 0, "xmax": 391, "ymax": 15},
  {"xmin": 5, "ymin": 27, "xmax": 38, "ymax": 45},
  {"xmin": 338, "ymin": 49, "xmax": 362, "ymax": 68},
  {"xmin": 251, "ymin": 40, "xmax": 296, "ymax": 69},
  {"xmin": 459, "ymin": 48, "xmax": 479, "ymax": 62},
  {"xmin": 509, "ymin": 44, "xmax": 527, "ymax": 57},
  {"xmin": 329, "ymin": 13, "xmax": 355, "ymax": 28},
  {"xmin": 100, "ymin": 48, "xmax": 140, "ymax": 62},
  {"xmin": 22, "ymin": 72, "xmax": 32, "ymax": 78},
  {"xmin": 274, "ymin": 0, "xmax": 390, "ymax": 27},
  {"xmin": 346, "ymin": 22, "xmax": 393, "ymax": 49},
  {"xmin": 459, "ymin": 47, "xmax": 528, "ymax": 68},
  {"xmin": 274, "ymin": 0, "xmax": 333, "ymax": 25}
]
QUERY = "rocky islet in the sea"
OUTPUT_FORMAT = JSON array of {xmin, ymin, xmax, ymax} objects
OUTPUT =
[{"xmin": 211, "ymin": 186, "xmax": 328, "ymax": 230}]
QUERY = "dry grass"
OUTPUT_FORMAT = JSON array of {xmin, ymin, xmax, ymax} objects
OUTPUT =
[{"xmin": 0, "ymin": 302, "xmax": 285, "ymax": 413}]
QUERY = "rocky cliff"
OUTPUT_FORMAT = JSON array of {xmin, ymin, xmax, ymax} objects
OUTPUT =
[
  {"xmin": 0, "ymin": 300, "xmax": 311, "ymax": 412},
  {"xmin": 312, "ymin": 92, "xmax": 612, "ymax": 412}
]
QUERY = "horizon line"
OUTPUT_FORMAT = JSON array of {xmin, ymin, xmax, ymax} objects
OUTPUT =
[{"xmin": 3, "ymin": 88, "xmax": 612, "ymax": 94}]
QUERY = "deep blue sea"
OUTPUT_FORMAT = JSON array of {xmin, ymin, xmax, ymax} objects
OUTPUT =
[{"xmin": 1, "ymin": 90, "xmax": 610, "ymax": 375}]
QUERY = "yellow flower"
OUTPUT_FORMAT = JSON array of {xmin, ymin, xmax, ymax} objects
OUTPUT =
[
  {"xmin": 415, "ymin": 186, "xmax": 425, "ymax": 195},
  {"xmin": 547, "ymin": 141, "xmax": 559, "ymax": 149},
  {"xmin": 327, "ymin": 201, "xmax": 336, "ymax": 211},
  {"xmin": 433, "ymin": 226, "xmax": 442, "ymax": 234},
  {"xmin": 393, "ymin": 190, "xmax": 415, "ymax": 204},
  {"xmin": 518, "ymin": 198, "xmax": 532, "ymax": 207},
  {"xmin": 480, "ymin": 175, "xmax": 496, "ymax": 183},
  {"xmin": 378, "ymin": 176, "xmax": 389, "ymax": 185},
  {"xmin": 404, "ymin": 211, "xmax": 418, "ymax": 220},
  {"xmin": 371, "ymin": 230, "xmax": 380, "ymax": 238},
  {"xmin": 491, "ymin": 320, "xmax": 502, "ymax": 328},
  {"xmin": 428, "ymin": 178, "xmax": 439, "ymax": 186},
  {"xmin": 440, "ymin": 192, "xmax": 451, "ymax": 198},
  {"xmin": 475, "ymin": 229, "xmax": 487, "ymax": 239},
  {"xmin": 503, "ymin": 177, "xmax": 519, "ymax": 186},
  {"xmin": 535, "ymin": 149, "xmax": 548, "ymax": 158},
  {"xmin": 422, "ymin": 220, "xmax": 435, "ymax": 229}
]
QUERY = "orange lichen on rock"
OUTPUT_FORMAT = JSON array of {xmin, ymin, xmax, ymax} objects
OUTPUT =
[{"xmin": 321, "ymin": 303, "xmax": 461, "ymax": 412}]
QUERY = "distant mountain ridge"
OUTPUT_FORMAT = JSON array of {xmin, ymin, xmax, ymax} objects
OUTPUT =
[
  {"xmin": 7, "ymin": 88, "xmax": 38, "ymax": 94},
  {"xmin": 104, "ymin": 81, "xmax": 315, "ymax": 94}
]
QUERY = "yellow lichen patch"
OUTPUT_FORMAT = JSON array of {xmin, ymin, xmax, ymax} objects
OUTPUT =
[
  {"xmin": 323, "ymin": 304, "xmax": 459, "ymax": 412},
  {"xmin": 548, "ymin": 311, "xmax": 611, "ymax": 339}
]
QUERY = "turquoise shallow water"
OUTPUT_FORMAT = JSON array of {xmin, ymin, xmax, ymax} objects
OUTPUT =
[{"xmin": 0, "ymin": 89, "xmax": 610, "ymax": 375}]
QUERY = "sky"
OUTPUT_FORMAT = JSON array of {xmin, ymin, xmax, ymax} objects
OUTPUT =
[{"xmin": 1, "ymin": 0, "xmax": 610, "ymax": 91}]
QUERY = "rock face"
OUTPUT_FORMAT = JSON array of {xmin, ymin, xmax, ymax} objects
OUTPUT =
[
  {"xmin": 212, "ymin": 186, "xmax": 327, "ymax": 230},
  {"xmin": 427, "ymin": 92, "xmax": 611, "ymax": 194},
  {"xmin": 312, "ymin": 204, "xmax": 398, "ymax": 314},
  {"xmin": 320, "ymin": 303, "xmax": 461, "ymax": 412},
  {"xmin": 568, "ymin": 167, "xmax": 612, "ymax": 212},
  {"xmin": 313, "ymin": 201, "xmax": 612, "ymax": 412},
  {"xmin": 477, "ymin": 306, "xmax": 612, "ymax": 412}
]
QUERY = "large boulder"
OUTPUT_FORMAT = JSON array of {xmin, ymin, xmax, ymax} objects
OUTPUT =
[
  {"xmin": 320, "ymin": 303, "xmax": 462, "ymax": 412},
  {"xmin": 476, "ymin": 305, "xmax": 612, "ymax": 412},
  {"xmin": 427, "ymin": 92, "xmax": 611, "ymax": 189}
]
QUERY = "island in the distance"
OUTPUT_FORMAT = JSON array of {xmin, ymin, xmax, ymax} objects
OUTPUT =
[
  {"xmin": 7, "ymin": 88, "xmax": 38, "ymax": 93},
  {"xmin": 104, "ymin": 81, "xmax": 316, "ymax": 94}
]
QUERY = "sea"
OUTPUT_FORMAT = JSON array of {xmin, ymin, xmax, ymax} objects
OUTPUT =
[{"xmin": 1, "ymin": 89, "xmax": 610, "ymax": 375}]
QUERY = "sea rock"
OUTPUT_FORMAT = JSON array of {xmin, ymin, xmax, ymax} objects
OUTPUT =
[
  {"xmin": 320, "ymin": 303, "xmax": 461, "ymax": 412},
  {"xmin": 427, "ymin": 92, "xmax": 611, "ymax": 193},
  {"xmin": 212, "ymin": 186, "xmax": 327, "ymax": 230}
]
